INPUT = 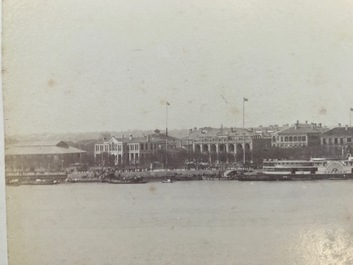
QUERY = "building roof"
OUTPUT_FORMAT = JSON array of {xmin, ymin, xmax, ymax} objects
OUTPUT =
[
  {"xmin": 96, "ymin": 133, "xmax": 179, "ymax": 144},
  {"xmin": 276, "ymin": 124, "xmax": 328, "ymax": 135},
  {"xmin": 95, "ymin": 133, "xmax": 180, "ymax": 145},
  {"xmin": 321, "ymin": 127, "xmax": 353, "ymax": 137},
  {"xmin": 186, "ymin": 127, "xmax": 267, "ymax": 140},
  {"xmin": 5, "ymin": 141, "xmax": 86, "ymax": 156}
]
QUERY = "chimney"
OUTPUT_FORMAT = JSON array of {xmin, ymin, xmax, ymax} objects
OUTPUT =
[
  {"xmin": 295, "ymin": 124, "xmax": 298, "ymax": 130},
  {"xmin": 121, "ymin": 134, "xmax": 125, "ymax": 139},
  {"xmin": 338, "ymin": 123, "xmax": 341, "ymax": 127},
  {"xmin": 129, "ymin": 133, "xmax": 133, "ymax": 140},
  {"xmin": 346, "ymin": 125, "xmax": 348, "ymax": 131},
  {"xmin": 147, "ymin": 135, "xmax": 151, "ymax": 142},
  {"xmin": 296, "ymin": 120, "xmax": 299, "ymax": 125},
  {"xmin": 305, "ymin": 120, "xmax": 308, "ymax": 124},
  {"xmin": 319, "ymin": 123, "xmax": 322, "ymax": 127},
  {"xmin": 189, "ymin": 129, "xmax": 192, "ymax": 135}
]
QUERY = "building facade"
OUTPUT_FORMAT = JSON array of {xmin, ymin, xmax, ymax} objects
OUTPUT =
[
  {"xmin": 320, "ymin": 126, "xmax": 353, "ymax": 156},
  {"xmin": 271, "ymin": 122, "xmax": 327, "ymax": 148},
  {"xmin": 186, "ymin": 127, "xmax": 272, "ymax": 164},
  {"xmin": 94, "ymin": 131, "xmax": 180, "ymax": 167}
]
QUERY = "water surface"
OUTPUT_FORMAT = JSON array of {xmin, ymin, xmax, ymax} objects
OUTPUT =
[{"xmin": 6, "ymin": 180, "xmax": 353, "ymax": 265}]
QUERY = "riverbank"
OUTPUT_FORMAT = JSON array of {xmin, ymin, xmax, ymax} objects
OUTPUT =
[{"xmin": 6, "ymin": 169, "xmax": 353, "ymax": 186}]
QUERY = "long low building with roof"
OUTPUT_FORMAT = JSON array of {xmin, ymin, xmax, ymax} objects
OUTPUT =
[{"xmin": 5, "ymin": 141, "xmax": 86, "ymax": 172}]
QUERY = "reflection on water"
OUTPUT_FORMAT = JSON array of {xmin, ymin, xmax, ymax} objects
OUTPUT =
[
  {"xmin": 294, "ymin": 227, "xmax": 353, "ymax": 264},
  {"xmin": 6, "ymin": 181, "xmax": 353, "ymax": 265}
]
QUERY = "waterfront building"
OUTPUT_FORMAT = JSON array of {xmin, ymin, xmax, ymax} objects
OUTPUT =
[
  {"xmin": 271, "ymin": 121, "xmax": 328, "ymax": 148},
  {"xmin": 185, "ymin": 126, "xmax": 272, "ymax": 164},
  {"xmin": 320, "ymin": 125, "xmax": 353, "ymax": 156},
  {"xmin": 5, "ymin": 141, "xmax": 86, "ymax": 172},
  {"xmin": 94, "ymin": 130, "xmax": 180, "ymax": 167}
]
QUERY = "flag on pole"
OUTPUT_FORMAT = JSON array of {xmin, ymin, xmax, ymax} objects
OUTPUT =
[{"xmin": 243, "ymin": 98, "xmax": 248, "ymax": 102}]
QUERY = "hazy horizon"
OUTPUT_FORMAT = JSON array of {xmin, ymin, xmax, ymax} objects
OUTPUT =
[{"xmin": 3, "ymin": 0, "xmax": 353, "ymax": 136}]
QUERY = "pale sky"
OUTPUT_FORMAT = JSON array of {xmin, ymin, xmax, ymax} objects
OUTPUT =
[{"xmin": 3, "ymin": 0, "xmax": 353, "ymax": 136}]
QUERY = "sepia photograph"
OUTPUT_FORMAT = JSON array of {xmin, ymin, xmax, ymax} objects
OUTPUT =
[{"xmin": 2, "ymin": 0, "xmax": 353, "ymax": 264}]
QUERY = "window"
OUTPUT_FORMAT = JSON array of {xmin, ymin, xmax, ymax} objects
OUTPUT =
[
  {"xmin": 323, "ymin": 138, "xmax": 326, "ymax": 145},
  {"xmin": 284, "ymin": 137, "xmax": 288, "ymax": 142},
  {"xmin": 334, "ymin": 138, "xmax": 338, "ymax": 144},
  {"xmin": 348, "ymin": 138, "xmax": 352, "ymax": 143},
  {"xmin": 280, "ymin": 137, "xmax": 283, "ymax": 142},
  {"xmin": 294, "ymin": 136, "xmax": 297, "ymax": 141},
  {"xmin": 302, "ymin": 136, "xmax": 306, "ymax": 141},
  {"xmin": 340, "ymin": 138, "xmax": 344, "ymax": 144},
  {"xmin": 141, "ymin": 144, "xmax": 144, "ymax": 150},
  {"xmin": 289, "ymin": 136, "xmax": 293, "ymax": 142}
]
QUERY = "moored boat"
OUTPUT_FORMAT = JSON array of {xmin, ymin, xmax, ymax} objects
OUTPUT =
[
  {"xmin": 104, "ymin": 176, "xmax": 147, "ymax": 184},
  {"xmin": 105, "ymin": 179, "xmax": 147, "ymax": 184},
  {"xmin": 162, "ymin": 178, "xmax": 174, "ymax": 183},
  {"xmin": 238, "ymin": 158, "xmax": 353, "ymax": 181}
]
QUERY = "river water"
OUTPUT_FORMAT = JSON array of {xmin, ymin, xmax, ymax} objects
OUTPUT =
[{"xmin": 6, "ymin": 180, "xmax": 353, "ymax": 265}]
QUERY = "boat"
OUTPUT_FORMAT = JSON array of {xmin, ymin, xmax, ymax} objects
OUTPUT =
[
  {"xmin": 21, "ymin": 179, "xmax": 61, "ymax": 185},
  {"xmin": 262, "ymin": 160, "xmax": 318, "ymax": 175},
  {"xmin": 162, "ymin": 178, "xmax": 174, "ymax": 183},
  {"xmin": 104, "ymin": 176, "xmax": 147, "ymax": 184},
  {"xmin": 6, "ymin": 179, "xmax": 20, "ymax": 186},
  {"xmin": 105, "ymin": 179, "xmax": 147, "ymax": 184},
  {"xmin": 235, "ymin": 158, "xmax": 353, "ymax": 181},
  {"xmin": 66, "ymin": 178, "xmax": 102, "ymax": 183}
]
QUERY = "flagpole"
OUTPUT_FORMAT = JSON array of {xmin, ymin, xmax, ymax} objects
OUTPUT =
[
  {"xmin": 243, "ymin": 98, "xmax": 245, "ymax": 167},
  {"xmin": 165, "ymin": 102, "xmax": 168, "ymax": 170}
]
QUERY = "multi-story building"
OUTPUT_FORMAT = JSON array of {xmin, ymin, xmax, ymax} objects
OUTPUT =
[
  {"xmin": 271, "ymin": 121, "xmax": 328, "ymax": 148},
  {"xmin": 185, "ymin": 126, "xmax": 272, "ymax": 164},
  {"xmin": 320, "ymin": 125, "xmax": 353, "ymax": 156},
  {"xmin": 94, "ymin": 130, "xmax": 180, "ymax": 166}
]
